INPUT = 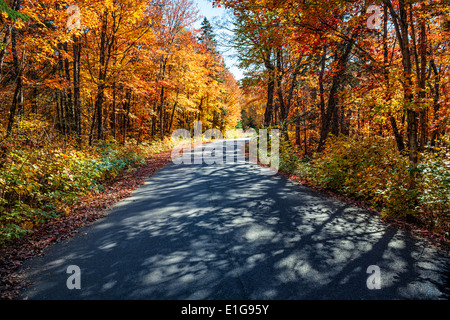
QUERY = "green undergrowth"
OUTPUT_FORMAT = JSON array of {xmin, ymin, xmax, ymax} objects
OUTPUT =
[{"xmin": 0, "ymin": 119, "xmax": 190, "ymax": 245}]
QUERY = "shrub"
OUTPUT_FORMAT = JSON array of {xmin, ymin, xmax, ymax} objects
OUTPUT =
[
  {"xmin": 0, "ymin": 121, "xmax": 173, "ymax": 245},
  {"xmin": 279, "ymin": 135, "xmax": 449, "ymax": 236},
  {"xmin": 278, "ymin": 139, "xmax": 301, "ymax": 174},
  {"xmin": 416, "ymin": 147, "xmax": 450, "ymax": 234}
]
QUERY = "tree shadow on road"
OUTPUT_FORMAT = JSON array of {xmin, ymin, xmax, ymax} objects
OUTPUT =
[{"xmin": 17, "ymin": 141, "xmax": 450, "ymax": 300}]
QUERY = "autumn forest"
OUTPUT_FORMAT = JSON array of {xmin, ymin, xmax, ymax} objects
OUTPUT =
[
  {"xmin": 0, "ymin": 0, "xmax": 449, "ymax": 259},
  {"xmin": 225, "ymin": 0, "xmax": 450, "ymax": 239}
]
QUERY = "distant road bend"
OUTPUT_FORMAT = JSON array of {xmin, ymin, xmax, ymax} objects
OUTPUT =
[{"xmin": 18, "ymin": 139, "xmax": 450, "ymax": 299}]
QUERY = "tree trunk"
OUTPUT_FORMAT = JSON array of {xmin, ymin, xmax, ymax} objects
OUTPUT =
[
  {"xmin": 122, "ymin": 89, "xmax": 132, "ymax": 144},
  {"xmin": 95, "ymin": 11, "xmax": 115, "ymax": 141},
  {"xmin": 317, "ymin": 40, "xmax": 354, "ymax": 152},
  {"xmin": 96, "ymin": 18, "xmax": 107, "ymax": 140},
  {"xmin": 276, "ymin": 48, "xmax": 285, "ymax": 120},
  {"xmin": 73, "ymin": 35, "xmax": 81, "ymax": 143},
  {"xmin": 385, "ymin": 0, "xmax": 418, "ymax": 162},
  {"xmin": 383, "ymin": 3, "xmax": 405, "ymax": 152},
  {"xmin": 6, "ymin": 73, "xmax": 22, "ymax": 136},
  {"xmin": 284, "ymin": 55, "xmax": 303, "ymax": 122},
  {"xmin": 318, "ymin": 47, "xmax": 326, "ymax": 141},
  {"xmin": 30, "ymin": 86, "xmax": 38, "ymax": 114},
  {"xmin": 6, "ymin": 24, "xmax": 22, "ymax": 137},
  {"xmin": 88, "ymin": 98, "xmax": 96, "ymax": 146},
  {"xmin": 63, "ymin": 42, "xmax": 74, "ymax": 134},
  {"xmin": 168, "ymin": 100, "xmax": 178, "ymax": 134},
  {"xmin": 418, "ymin": 18, "xmax": 427, "ymax": 150},
  {"xmin": 430, "ymin": 59, "xmax": 440, "ymax": 146},
  {"xmin": 295, "ymin": 116, "xmax": 301, "ymax": 146},
  {"xmin": 263, "ymin": 49, "xmax": 275, "ymax": 127},
  {"xmin": 159, "ymin": 57, "xmax": 167, "ymax": 140}
]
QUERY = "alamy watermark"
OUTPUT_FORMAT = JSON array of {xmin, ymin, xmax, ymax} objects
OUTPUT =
[
  {"xmin": 66, "ymin": 265, "xmax": 81, "ymax": 289},
  {"xmin": 66, "ymin": 5, "xmax": 81, "ymax": 30},
  {"xmin": 64, "ymin": 263, "xmax": 381, "ymax": 291},
  {"xmin": 366, "ymin": 265, "xmax": 381, "ymax": 290},
  {"xmin": 366, "ymin": 5, "xmax": 382, "ymax": 30},
  {"xmin": 170, "ymin": 121, "xmax": 279, "ymax": 175},
  {"xmin": 64, "ymin": 3, "xmax": 382, "ymax": 32}
]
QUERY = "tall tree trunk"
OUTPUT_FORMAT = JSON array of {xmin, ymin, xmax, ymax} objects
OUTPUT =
[
  {"xmin": 418, "ymin": 18, "xmax": 427, "ymax": 150},
  {"xmin": 159, "ymin": 57, "xmax": 167, "ymax": 141},
  {"xmin": 90, "ymin": 10, "xmax": 116, "ymax": 141},
  {"xmin": 56, "ymin": 42, "xmax": 66, "ymax": 135},
  {"xmin": 111, "ymin": 71, "xmax": 117, "ymax": 140},
  {"xmin": 284, "ymin": 55, "xmax": 303, "ymax": 122},
  {"xmin": 95, "ymin": 11, "xmax": 115, "ymax": 141},
  {"xmin": 331, "ymin": 102, "xmax": 340, "ymax": 136},
  {"xmin": 122, "ymin": 89, "xmax": 132, "ymax": 144},
  {"xmin": 95, "ymin": 86, "xmax": 105, "ymax": 140},
  {"xmin": 63, "ymin": 42, "xmax": 74, "ymax": 134},
  {"xmin": 59, "ymin": 90, "xmax": 67, "ymax": 136},
  {"xmin": 409, "ymin": 4, "xmax": 427, "ymax": 151},
  {"xmin": 279, "ymin": 52, "xmax": 303, "ymax": 141},
  {"xmin": 96, "ymin": 17, "xmax": 107, "ymax": 141},
  {"xmin": 6, "ymin": 73, "xmax": 22, "ymax": 136},
  {"xmin": 73, "ymin": 34, "xmax": 81, "ymax": 143},
  {"xmin": 384, "ymin": 0, "xmax": 418, "ymax": 163},
  {"xmin": 6, "ymin": 23, "xmax": 22, "ymax": 137},
  {"xmin": 295, "ymin": 117, "xmax": 301, "ymax": 146},
  {"xmin": 151, "ymin": 113, "xmax": 156, "ymax": 139},
  {"xmin": 383, "ymin": 3, "xmax": 405, "ymax": 152},
  {"xmin": 168, "ymin": 99, "xmax": 178, "ymax": 134},
  {"xmin": 263, "ymin": 48, "xmax": 275, "ymax": 127},
  {"xmin": 89, "ymin": 98, "xmax": 96, "ymax": 146},
  {"xmin": 276, "ymin": 48, "xmax": 285, "ymax": 120},
  {"xmin": 317, "ymin": 40, "xmax": 354, "ymax": 152},
  {"xmin": 31, "ymin": 86, "xmax": 38, "ymax": 114},
  {"xmin": 318, "ymin": 47, "xmax": 326, "ymax": 140},
  {"xmin": 56, "ymin": 92, "xmax": 62, "ymax": 132},
  {"xmin": 430, "ymin": 59, "xmax": 440, "ymax": 146}
]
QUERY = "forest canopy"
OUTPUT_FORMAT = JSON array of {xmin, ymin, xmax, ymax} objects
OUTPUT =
[
  {"xmin": 0, "ymin": 0, "xmax": 241, "ymax": 243},
  {"xmin": 0, "ymin": 0, "xmax": 449, "ymax": 243},
  {"xmin": 219, "ymin": 0, "xmax": 450, "ymax": 237}
]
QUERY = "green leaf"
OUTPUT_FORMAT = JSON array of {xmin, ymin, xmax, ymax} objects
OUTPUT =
[{"xmin": 0, "ymin": 0, "xmax": 30, "ymax": 21}]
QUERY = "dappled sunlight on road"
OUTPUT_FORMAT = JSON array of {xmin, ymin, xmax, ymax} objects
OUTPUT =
[{"xmin": 18, "ymin": 140, "xmax": 449, "ymax": 300}]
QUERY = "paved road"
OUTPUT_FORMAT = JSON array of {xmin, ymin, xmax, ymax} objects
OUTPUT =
[{"xmin": 18, "ymin": 139, "xmax": 449, "ymax": 299}]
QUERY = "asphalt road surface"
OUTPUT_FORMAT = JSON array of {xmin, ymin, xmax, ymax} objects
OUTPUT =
[{"xmin": 17, "ymin": 139, "xmax": 450, "ymax": 299}]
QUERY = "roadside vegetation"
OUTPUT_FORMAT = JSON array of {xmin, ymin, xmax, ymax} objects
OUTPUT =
[
  {"xmin": 277, "ymin": 134, "xmax": 450, "ymax": 240},
  {"xmin": 0, "ymin": 119, "xmax": 192, "ymax": 245}
]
